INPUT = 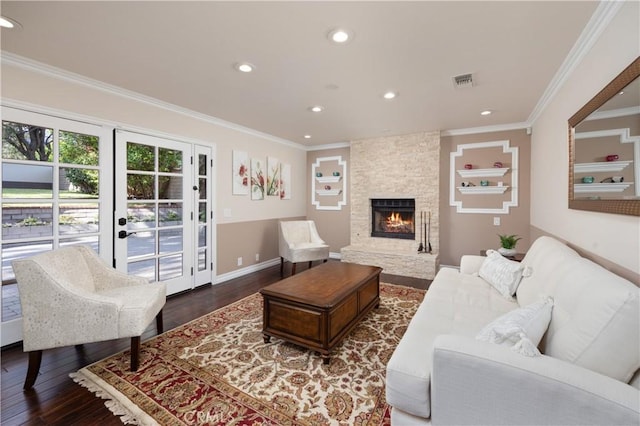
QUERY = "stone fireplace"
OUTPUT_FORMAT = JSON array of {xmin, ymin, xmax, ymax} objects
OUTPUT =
[{"xmin": 341, "ymin": 131, "xmax": 440, "ymax": 280}]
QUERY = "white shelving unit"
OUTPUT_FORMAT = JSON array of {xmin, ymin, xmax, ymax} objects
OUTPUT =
[
  {"xmin": 574, "ymin": 182, "xmax": 634, "ymax": 193},
  {"xmin": 574, "ymin": 161, "xmax": 632, "ymax": 173},
  {"xmin": 449, "ymin": 140, "xmax": 519, "ymax": 214},
  {"xmin": 457, "ymin": 186, "xmax": 509, "ymax": 195},
  {"xmin": 457, "ymin": 168, "xmax": 509, "ymax": 178},
  {"xmin": 315, "ymin": 189, "xmax": 343, "ymax": 196},
  {"xmin": 311, "ymin": 156, "xmax": 348, "ymax": 211},
  {"xmin": 316, "ymin": 175, "xmax": 342, "ymax": 184}
]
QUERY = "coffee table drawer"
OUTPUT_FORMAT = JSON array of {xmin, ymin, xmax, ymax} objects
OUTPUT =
[
  {"xmin": 266, "ymin": 300, "xmax": 322, "ymax": 343},
  {"xmin": 359, "ymin": 276, "xmax": 379, "ymax": 312},
  {"xmin": 329, "ymin": 292, "xmax": 358, "ymax": 340}
]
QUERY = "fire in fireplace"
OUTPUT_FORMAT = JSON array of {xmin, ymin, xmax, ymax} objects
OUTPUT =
[{"xmin": 371, "ymin": 198, "xmax": 415, "ymax": 240}]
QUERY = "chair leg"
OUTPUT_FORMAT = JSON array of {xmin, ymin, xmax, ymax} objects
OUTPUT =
[
  {"xmin": 23, "ymin": 350, "xmax": 42, "ymax": 390},
  {"xmin": 292, "ymin": 263, "xmax": 297, "ymax": 275},
  {"xmin": 323, "ymin": 259, "xmax": 328, "ymax": 263},
  {"xmin": 156, "ymin": 309, "xmax": 164, "ymax": 334},
  {"xmin": 308, "ymin": 261, "xmax": 313, "ymax": 269},
  {"xmin": 280, "ymin": 257, "xmax": 284, "ymax": 277},
  {"xmin": 130, "ymin": 336, "xmax": 141, "ymax": 371}
]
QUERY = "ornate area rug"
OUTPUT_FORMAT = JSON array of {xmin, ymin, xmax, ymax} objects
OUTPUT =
[{"xmin": 71, "ymin": 283, "xmax": 425, "ymax": 425}]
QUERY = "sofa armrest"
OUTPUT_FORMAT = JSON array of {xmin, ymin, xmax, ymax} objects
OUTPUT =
[
  {"xmin": 459, "ymin": 255, "xmax": 485, "ymax": 275},
  {"xmin": 431, "ymin": 334, "xmax": 639, "ymax": 426}
]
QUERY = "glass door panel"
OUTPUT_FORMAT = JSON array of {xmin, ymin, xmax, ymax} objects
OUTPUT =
[
  {"xmin": 115, "ymin": 131, "xmax": 192, "ymax": 295},
  {"xmin": 194, "ymin": 146, "xmax": 212, "ymax": 286}
]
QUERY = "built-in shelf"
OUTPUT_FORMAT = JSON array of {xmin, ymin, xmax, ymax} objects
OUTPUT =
[
  {"xmin": 315, "ymin": 189, "xmax": 343, "ymax": 196},
  {"xmin": 457, "ymin": 186, "xmax": 509, "ymax": 195},
  {"xmin": 450, "ymin": 140, "xmax": 518, "ymax": 213},
  {"xmin": 573, "ymin": 182, "xmax": 634, "ymax": 193},
  {"xmin": 316, "ymin": 176, "xmax": 342, "ymax": 183},
  {"xmin": 574, "ymin": 161, "xmax": 632, "ymax": 173},
  {"xmin": 457, "ymin": 168, "xmax": 509, "ymax": 178}
]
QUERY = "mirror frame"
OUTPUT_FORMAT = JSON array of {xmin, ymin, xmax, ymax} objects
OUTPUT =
[{"xmin": 568, "ymin": 56, "xmax": 640, "ymax": 216}]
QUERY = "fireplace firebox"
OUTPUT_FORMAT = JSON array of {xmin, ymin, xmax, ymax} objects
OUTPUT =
[{"xmin": 371, "ymin": 198, "xmax": 415, "ymax": 240}]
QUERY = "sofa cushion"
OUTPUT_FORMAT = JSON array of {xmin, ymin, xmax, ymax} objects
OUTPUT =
[
  {"xmin": 517, "ymin": 236, "xmax": 640, "ymax": 382},
  {"xmin": 386, "ymin": 267, "xmax": 518, "ymax": 418},
  {"xmin": 476, "ymin": 296, "xmax": 554, "ymax": 356},
  {"xmin": 479, "ymin": 249, "xmax": 525, "ymax": 298}
]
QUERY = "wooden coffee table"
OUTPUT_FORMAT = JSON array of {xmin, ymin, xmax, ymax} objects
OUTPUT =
[{"xmin": 260, "ymin": 261, "xmax": 382, "ymax": 363}]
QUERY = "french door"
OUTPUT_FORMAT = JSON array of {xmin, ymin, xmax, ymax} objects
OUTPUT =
[
  {"xmin": 114, "ymin": 130, "xmax": 213, "ymax": 295},
  {"xmin": 1, "ymin": 107, "xmax": 112, "ymax": 345}
]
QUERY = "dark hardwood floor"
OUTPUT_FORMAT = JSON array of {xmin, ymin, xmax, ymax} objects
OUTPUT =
[{"xmin": 1, "ymin": 260, "xmax": 429, "ymax": 425}]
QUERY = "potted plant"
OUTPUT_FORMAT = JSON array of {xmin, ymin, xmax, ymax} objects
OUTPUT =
[{"xmin": 498, "ymin": 234, "xmax": 521, "ymax": 256}]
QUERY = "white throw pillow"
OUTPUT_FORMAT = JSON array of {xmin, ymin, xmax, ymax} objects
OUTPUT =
[
  {"xmin": 479, "ymin": 249, "xmax": 525, "ymax": 298},
  {"xmin": 476, "ymin": 296, "xmax": 554, "ymax": 356}
]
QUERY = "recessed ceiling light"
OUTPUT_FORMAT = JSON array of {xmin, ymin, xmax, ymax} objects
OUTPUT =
[
  {"xmin": 327, "ymin": 28, "xmax": 353, "ymax": 44},
  {"xmin": 234, "ymin": 62, "xmax": 255, "ymax": 73},
  {"xmin": 480, "ymin": 110, "xmax": 492, "ymax": 116},
  {"xmin": 304, "ymin": 135, "xmax": 311, "ymax": 139},
  {"xmin": 309, "ymin": 105, "xmax": 324, "ymax": 113},
  {"xmin": 0, "ymin": 16, "xmax": 22, "ymax": 29},
  {"xmin": 383, "ymin": 91, "xmax": 398, "ymax": 100}
]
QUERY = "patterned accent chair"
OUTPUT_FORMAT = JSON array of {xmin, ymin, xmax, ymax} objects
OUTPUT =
[
  {"xmin": 12, "ymin": 245, "xmax": 166, "ymax": 390},
  {"xmin": 278, "ymin": 220, "xmax": 330, "ymax": 276}
]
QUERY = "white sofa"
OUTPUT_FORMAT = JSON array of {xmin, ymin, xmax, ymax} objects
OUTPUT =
[{"xmin": 386, "ymin": 236, "xmax": 640, "ymax": 425}]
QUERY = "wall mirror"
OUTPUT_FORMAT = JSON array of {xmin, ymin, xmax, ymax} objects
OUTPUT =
[{"xmin": 569, "ymin": 56, "xmax": 640, "ymax": 216}]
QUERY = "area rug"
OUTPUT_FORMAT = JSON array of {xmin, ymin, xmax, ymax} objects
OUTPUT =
[{"xmin": 71, "ymin": 283, "xmax": 425, "ymax": 425}]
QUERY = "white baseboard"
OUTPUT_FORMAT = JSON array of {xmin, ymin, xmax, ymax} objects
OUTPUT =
[
  {"xmin": 215, "ymin": 253, "xmax": 342, "ymax": 284},
  {"xmin": 215, "ymin": 258, "xmax": 281, "ymax": 284}
]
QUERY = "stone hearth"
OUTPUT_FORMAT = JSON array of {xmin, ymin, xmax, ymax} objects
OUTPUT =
[{"xmin": 341, "ymin": 131, "xmax": 439, "ymax": 279}]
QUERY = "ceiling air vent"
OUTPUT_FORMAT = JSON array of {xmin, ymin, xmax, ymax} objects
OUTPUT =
[{"xmin": 453, "ymin": 73, "xmax": 473, "ymax": 88}]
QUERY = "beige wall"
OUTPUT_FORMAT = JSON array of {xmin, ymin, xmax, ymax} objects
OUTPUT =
[
  {"xmin": 530, "ymin": 1, "xmax": 639, "ymax": 277},
  {"xmin": 440, "ymin": 129, "xmax": 531, "ymax": 266},
  {"xmin": 306, "ymin": 147, "xmax": 351, "ymax": 254},
  {"xmin": 217, "ymin": 218, "xmax": 305, "ymax": 274}
]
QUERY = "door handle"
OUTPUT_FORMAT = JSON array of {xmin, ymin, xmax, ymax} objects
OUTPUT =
[{"xmin": 118, "ymin": 230, "xmax": 136, "ymax": 239}]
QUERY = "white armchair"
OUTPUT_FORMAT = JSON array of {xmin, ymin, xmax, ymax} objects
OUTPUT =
[
  {"xmin": 12, "ymin": 245, "xmax": 166, "ymax": 390},
  {"xmin": 278, "ymin": 220, "xmax": 330, "ymax": 276}
]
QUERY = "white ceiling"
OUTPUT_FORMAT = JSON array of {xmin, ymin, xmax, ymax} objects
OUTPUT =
[{"xmin": 0, "ymin": 1, "xmax": 601, "ymax": 147}]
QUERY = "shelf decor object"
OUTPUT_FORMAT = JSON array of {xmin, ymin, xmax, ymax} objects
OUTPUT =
[
  {"xmin": 450, "ymin": 140, "xmax": 519, "ymax": 214},
  {"xmin": 311, "ymin": 156, "xmax": 347, "ymax": 211}
]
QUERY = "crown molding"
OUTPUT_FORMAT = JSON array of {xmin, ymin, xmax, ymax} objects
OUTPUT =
[
  {"xmin": 441, "ymin": 122, "xmax": 530, "ymax": 137},
  {"xmin": 527, "ymin": 1, "xmax": 624, "ymax": 125},
  {"xmin": 305, "ymin": 142, "xmax": 351, "ymax": 151},
  {"xmin": 1, "ymin": 51, "xmax": 306, "ymax": 151},
  {"xmin": 2, "ymin": 98, "xmax": 220, "ymax": 149}
]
